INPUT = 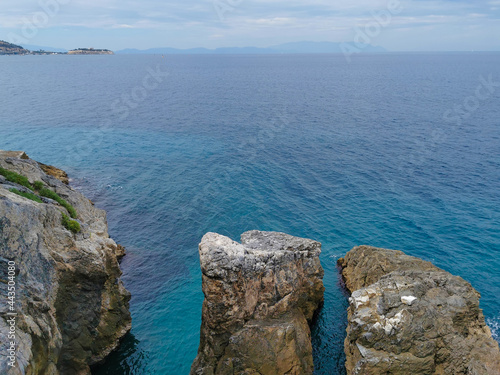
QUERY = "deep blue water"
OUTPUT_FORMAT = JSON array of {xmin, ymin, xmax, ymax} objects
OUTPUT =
[{"xmin": 0, "ymin": 53, "xmax": 499, "ymax": 374}]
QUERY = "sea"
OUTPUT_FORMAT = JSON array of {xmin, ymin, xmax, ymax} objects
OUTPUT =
[{"xmin": 0, "ymin": 53, "xmax": 499, "ymax": 374}]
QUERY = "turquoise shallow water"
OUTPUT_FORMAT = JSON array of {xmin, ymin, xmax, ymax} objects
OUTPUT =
[{"xmin": 0, "ymin": 53, "xmax": 499, "ymax": 374}]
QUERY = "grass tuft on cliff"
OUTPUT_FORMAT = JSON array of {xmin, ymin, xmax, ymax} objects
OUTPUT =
[
  {"xmin": 1, "ymin": 167, "xmax": 78, "ymax": 218},
  {"xmin": 61, "ymin": 213, "xmax": 81, "ymax": 233},
  {"xmin": 33, "ymin": 181, "xmax": 44, "ymax": 190},
  {"xmin": 0, "ymin": 167, "xmax": 33, "ymax": 190},
  {"xmin": 9, "ymin": 188, "xmax": 43, "ymax": 203},
  {"xmin": 39, "ymin": 188, "xmax": 77, "ymax": 218}
]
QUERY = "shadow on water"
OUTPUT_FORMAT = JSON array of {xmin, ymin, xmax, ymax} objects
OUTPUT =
[
  {"xmin": 311, "ymin": 263, "xmax": 350, "ymax": 375},
  {"xmin": 91, "ymin": 333, "xmax": 149, "ymax": 375}
]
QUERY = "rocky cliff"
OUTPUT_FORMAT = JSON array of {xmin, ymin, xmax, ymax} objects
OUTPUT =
[
  {"xmin": 0, "ymin": 151, "xmax": 131, "ymax": 374},
  {"xmin": 338, "ymin": 245, "xmax": 500, "ymax": 374},
  {"xmin": 190, "ymin": 231, "xmax": 325, "ymax": 375}
]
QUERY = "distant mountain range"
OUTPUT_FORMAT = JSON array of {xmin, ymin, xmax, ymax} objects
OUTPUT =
[
  {"xmin": 117, "ymin": 41, "xmax": 387, "ymax": 55},
  {"xmin": 1, "ymin": 40, "xmax": 387, "ymax": 56}
]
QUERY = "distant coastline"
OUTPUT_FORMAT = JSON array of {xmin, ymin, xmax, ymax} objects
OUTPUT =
[
  {"xmin": 1, "ymin": 39, "xmax": 389, "ymax": 56},
  {"xmin": 0, "ymin": 40, "xmax": 114, "ymax": 56},
  {"xmin": 67, "ymin": 48, "xmax": 114, "ymax": 55}
]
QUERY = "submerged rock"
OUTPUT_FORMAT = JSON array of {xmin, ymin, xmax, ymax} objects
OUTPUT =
[
  {"xmin": 0, "ymin": 152, "xmax": 131, "ymax": 375},
  {"xmin": 191, "ymin": 231, "xmax": 325, "ymax": 375},
  {"xmin": 338, "ymin": 245, "xmax": 500, "ymax": 375}
]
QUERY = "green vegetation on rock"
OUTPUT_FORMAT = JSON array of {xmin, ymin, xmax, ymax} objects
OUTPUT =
[
  {"xmin": 61, "ymin": 213, "xmax": 81, "ymax": 233},
  {"xmin": 9, "ymin": 188, "xmax": 43, "ymax": 203},
  {"xmin": 0, "ymin": 167, "xmax": 33, "ymax": 190},
  {"xmin": 39, "ymin": 188, "xmax": 77, "ymax": 218},
  {"xmin": 0, "ymin": 152, "xmax": 131, "ymax": 374},
  {"xmin": 0, "ymin": 166, "xmax": 77, "ymax": 218},
  {"xmin": 33, "ymin": 181, "xmax": 44, "ymax": 190}
]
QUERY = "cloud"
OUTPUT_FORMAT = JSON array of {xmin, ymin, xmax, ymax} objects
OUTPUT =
[{"xmin": 0, "ymin": 0, "xmax": 499, "ymax": 50}]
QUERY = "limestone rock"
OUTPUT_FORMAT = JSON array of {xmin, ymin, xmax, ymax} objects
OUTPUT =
[
  {"xmin": 0, "ymin": 152, "xmax": 131, "ymax": 375},
  {"xmin": 338, "ymin": 245, "xmax": 500, "ymax": 375},
  {"xmin": 191, "ymin": 231, "xmax": 325, "ymax": 375},
  {"xmin": 0, "ymin": 151, "xmax": 29, "ymax": 160}
]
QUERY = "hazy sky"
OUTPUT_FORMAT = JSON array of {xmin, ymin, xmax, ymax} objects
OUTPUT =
[{"xmin": 1, "ymin": 0, "xmax": 500, "ymax": 51}]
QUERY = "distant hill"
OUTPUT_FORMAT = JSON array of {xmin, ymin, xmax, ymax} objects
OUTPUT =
[
  {"xmin": 269, "ymin": 41, "xmax": 386, "ymax": 53},
  {"xmin": 116, "ymin": 41, "xmax": 387, "ymax": 55},
  {"xmin": 68, "ymin": 48, "xmax": 114, "ymax": 55},
  {"xmin": 118, "ymin": 47, "xmax": 212, "ymax": 55},
  {"xmin": 117, "ymin": 46, "xmax": 273, "ymax": 55},
  {"xmin": 0, "ymin": 40, "xmax": 30, "ymax": 55}
]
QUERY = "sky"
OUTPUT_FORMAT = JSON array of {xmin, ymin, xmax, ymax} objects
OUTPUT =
[{"xmin": 1, "ymin": 0, "xmax": 500, "ymax": 51}]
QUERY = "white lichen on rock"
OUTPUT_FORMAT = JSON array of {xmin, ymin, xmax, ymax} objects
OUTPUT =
[
  {"xmin": 401, "ymin": 295, "xmax": 417, "ymax": 305},
  {"xmin": 338, "ymin": 245, "xmax": 500, "ymax": 375}
]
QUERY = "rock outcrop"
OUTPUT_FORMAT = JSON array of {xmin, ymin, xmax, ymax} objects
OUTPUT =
[
  {"xmin": 191, "ymin": 231, "xmax": 325, "ymax": 375},
  {"xmin": 338, "ymin": 245, "xmax": 500, "ymax": 375},
  {"xmin": 0, "ymin": 151, "xmax": 131, "ymax": 375}
]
